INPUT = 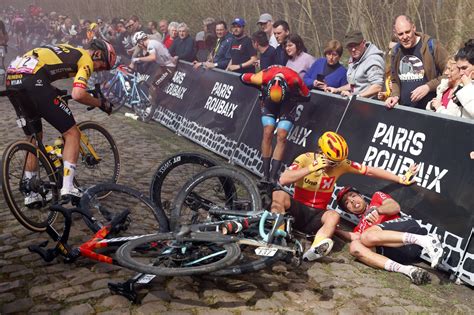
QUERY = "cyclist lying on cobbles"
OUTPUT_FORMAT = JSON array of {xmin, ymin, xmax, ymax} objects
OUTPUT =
[
  {"xmin": 335, "ymin": 187, "xmax": 444, "ymax": 285},
  {"xmin": 271, "ymin": 131, "xmax": 420, "ymax": 262}
]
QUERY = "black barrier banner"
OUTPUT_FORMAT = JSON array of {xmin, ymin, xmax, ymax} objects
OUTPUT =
[
  {"xmin": 155, "ymin": 63, "xmax": 260, "ymax": 158},
  {"xmin": 337, "ymin": 98, "xmax": 474, "ymax": 279},
  {"xmin": 232, "ymin": 91, "xmax": 349, "ymax": 176}
]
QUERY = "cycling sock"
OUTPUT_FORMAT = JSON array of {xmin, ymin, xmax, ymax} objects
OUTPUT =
[
  {"xmin": 311, "ymin": 235, "xmax": 327, "ymax": 248},
  {"xmin": 402, "ymin": 232, "xmax": 429, "ymax": 248},
  {"xmin": 24, "ymin": 171, "xmax": 38, "ymax": 179},
  {"xmin": 62, "ymin": 161, "xmax": 77, "ymax": 190},
  {"xmin": 270, "ymin": 159, "xmax": 282, "ymax": 183},
  {"xmin": 384, "ymin": 259, "xmax": 412, "ymax": 276},
  {"xmin": 262, "ymin": 157, "xmax": 271, "ymax": 181}
]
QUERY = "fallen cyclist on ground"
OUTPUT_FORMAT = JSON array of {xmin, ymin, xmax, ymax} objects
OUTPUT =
[
  {"xmin": 335, "ymin": 186, "xmax": 444, "ymax": 285},
  {"xmin": 271, "ymin": 131, "xmax": 420, "ymax": 262}
]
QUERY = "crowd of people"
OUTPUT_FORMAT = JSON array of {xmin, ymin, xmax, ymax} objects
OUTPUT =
[{"xmin": 1, "ymin": 5, "xmax": 473, "ymax": 286}]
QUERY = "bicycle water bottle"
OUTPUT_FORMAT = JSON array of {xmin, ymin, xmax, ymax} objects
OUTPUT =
[
  {"xmin": 53, "ymin": 137, "xmax": 63, "ymax": 158},
  {"xmin": 45, "ymin": 145, "xmax": 62, "ymax": 168}
]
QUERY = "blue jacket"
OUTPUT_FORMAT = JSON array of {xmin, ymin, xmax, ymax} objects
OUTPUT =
[
  {"xmin": 274, "ymin": 44, "xmax": 288, "ymax": 66},
  {"xmin": 214, "ymin": 32, "xmax": 233, "ymax": 69},
  {"xmin": 303, "ymin": 57, "xmax": 348, "ymax": 89}
]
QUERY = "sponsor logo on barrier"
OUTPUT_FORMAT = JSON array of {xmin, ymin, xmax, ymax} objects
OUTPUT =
[
  {"xmin": 204, "ymin": 82, "xmax": 238, "ymax": 118},
  {"xmin": 285, "ymin": 105, "xmax": 312, "ymax": 147},
  {"xmin": 164, "ymin": 71, "xmax": 187, "ymax": 99},
  {"xmin": 136, "ymin": 73, "xmax": 150, "ymax": 83},
  {"xmin": 363, "ymin": 122, "xmax": 448, "ymax": 193}
]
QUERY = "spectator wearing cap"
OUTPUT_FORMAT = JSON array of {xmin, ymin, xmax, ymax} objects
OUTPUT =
[
  {"xmin": 304, "ymin": 39, "xmax": 348, "ymax": 90},
  {"xmin": 326, "ymin": 30, "xmax": 384, "ymax": 98},
  {"xmin": 226, "ymin": 18, "xmax": 257, "ymax": 74},
  {"xmin": 272, "ymin": 20, "xmax": 290, "ymax": 66},
  {"xmin": 169, "ymin": 22, "xmax": 195, "ymax": 62},
  {"xmin": 251, "ymin": 30, "xmax": 276, "ymax": 70},
  {"xmin": 285, "ymin": 33, "xmax": 315, "ymax": 79},
  {"xmin": 257, "ymin": 13, "xmax": 278, "ymax": 48}
]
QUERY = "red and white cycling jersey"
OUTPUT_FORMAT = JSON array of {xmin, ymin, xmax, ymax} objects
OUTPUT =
[{"xmin": 353, "ymin": 191, "xmax": 401, "ymax": 233}]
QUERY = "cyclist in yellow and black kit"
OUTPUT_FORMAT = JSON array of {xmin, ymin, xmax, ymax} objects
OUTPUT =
[
  {"xmin": 5, "ymin": 39, "xmax": 117, "ymax": 203},
  {"xmin": 271, "ymin": 131, "xmax": 419, "ymax": 261}
]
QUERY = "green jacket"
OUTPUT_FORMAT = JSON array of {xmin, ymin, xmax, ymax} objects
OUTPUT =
[{"xmin": 390, "ymin": 32, "xmax": 449, "ymax": 97}]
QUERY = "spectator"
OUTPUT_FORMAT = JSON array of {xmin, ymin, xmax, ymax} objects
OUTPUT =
[
  {"xmin": 271, "ymin": 131, "xmax": 420, "ymax": 261},
  {"xmin": 285, "ymin": 34, "xmax": 315, "ymax": 79},
  {"xmin": 272, "ymin": 20, "xmax": 290, "ymax": 66},
  {"xmin": 147, "ymin": 20, "xmax": 163, "ymax": 41},
  {"xmin": 251, "ymin": 30, "xmax": 276, "ymax": 70},
  {"xmin": 159, "ymin": 19, "xmax": 169, "ymax": 40},
  {"xmin": 326, "ymin": 30, "xmax": 384, "ymax": 98},
  {"xmin": 304, "ymin": 39, "xmax": 347, "ymax": 90},
  {"xmin": 257, "ymin": 13, "xmax": 278, "ymax": 48},
  {"xmin": 385, "ymin": 15, "xmax": 449, "ymax": 109},
  {"xmin": 425, "ymin": 58, "xmax": 461, "ymax": 113},
  {"xmin": 335, "ymin": 187, "xmax": 444, "ymax": 285},
  {"xmin": 378, "ymin": 36, "xmax": 399, "ymax": 101},
  {"xmin": 240, "ymin": 66, "xmax": 311, "ymax": 183},
  {"xmin": 164, "ymin": 21, "xmax": 178, "ymax": 49},
  {"xmin": 195, "ymin": 20, "xmax": 233, "ymax": 70},
  {"xmin": 195, "ymin": 17, "xmax": 216, "ymax": 62},
  {"xmin": 169, "ymin": 22, "xmax": 195, "ymax": 62},
  {"xmin": 433, "ymin": 40, "xmax": 474, "ymax": 118},
  {"xmin": 227, "ymin": 18, "xmax": 257, "ymax": 74},
  {"xmin": 0, "ymin": 19, "xmax": 9, "ymax": 60}
]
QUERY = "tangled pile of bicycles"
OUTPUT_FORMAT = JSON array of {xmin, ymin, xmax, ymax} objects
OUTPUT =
[{"xmin": 1, "ymin": 104, "xmax": 304, "ymax": 304}]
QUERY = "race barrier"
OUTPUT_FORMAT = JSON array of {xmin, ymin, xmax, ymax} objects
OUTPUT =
[
  {"xmin": 152, "ymin": 62, "xmax": 474, "ymax": 286},
  {"xmin": 13, "ymin": 34, "xmax": 474, "ymax": 286}
]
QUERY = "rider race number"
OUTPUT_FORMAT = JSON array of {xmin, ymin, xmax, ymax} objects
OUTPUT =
[
  {"xmin": 255, "ymin": 246, "xmax": 278, "ymax": 257},
  {"xmin": 7, "ymin": 56, "xmax": 39, "ymax": 74}
]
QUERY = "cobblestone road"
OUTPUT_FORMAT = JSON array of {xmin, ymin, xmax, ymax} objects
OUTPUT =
[{"xmin": 0, "ymin": 81, "xmax": 473, "ymax": 314}]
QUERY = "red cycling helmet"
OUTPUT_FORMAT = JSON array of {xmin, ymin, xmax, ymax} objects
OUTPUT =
[
  {"xmin": 336, "ymin": 186, "xmax": 360, "ymax": 210},
  {"xmin": 266, "ymin": 76, "xmax": 288, "ymax": 103},
  {"xmin": 89, "ymin": 39, "xmax": 117, "ymax": 70}
]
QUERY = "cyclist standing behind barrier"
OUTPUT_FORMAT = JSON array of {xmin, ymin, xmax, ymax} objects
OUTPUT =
[
  {"xmin": 5, "ymin": 40, "xmax": 116, "ymax": 203},
  {"xmin": 241, "ymin": 65, "xmax": 311, "ymax": 184}
]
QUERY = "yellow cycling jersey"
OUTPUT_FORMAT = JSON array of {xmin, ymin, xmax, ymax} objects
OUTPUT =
[
  {"xmin": 23, "ymin": 44, "xmax": 94, "ymax": 89},
  {"xmin": 289, "ymin": 152, "xmax": 367, "ymax": 209}
]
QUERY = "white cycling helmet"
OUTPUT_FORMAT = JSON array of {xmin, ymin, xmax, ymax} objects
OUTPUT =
[{"xmin": 132, "ymin": 31, "xmax": 148, "ymax": 46}]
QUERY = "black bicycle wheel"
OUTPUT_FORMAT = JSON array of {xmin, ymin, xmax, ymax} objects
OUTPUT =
[
  {"xmin": 103, "ymin": 75, "xmax": 127, "ymax": 113},
  {"xmin": 149, "ymin": 152, "xmax": 219, "ymax": 217},
  {"xmin": 80, "ymin": 183, "xmax": 169, "ymax": 234},
  {"xmin": 76, "ymin": 121, "xmax": 120, "ymax": 197},
  {"xmin": 133, "ymin": 81, "xmax": 155, "ymax": 122},
  {"xmin": 170, "ymin": 166, "xmax": 262, "ymax": 231},
  {"xmin": 2, "ymin": 141, "xmax": 59, "ymax": 232},
  {"xmin": 116, "ymin": 232, "xmax": 241, "ymax": 276}
]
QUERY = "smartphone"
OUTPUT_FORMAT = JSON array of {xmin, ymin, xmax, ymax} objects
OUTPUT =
[{"xmin": 316, "ymin": 74, "xmax": 325, "ymax": 81}]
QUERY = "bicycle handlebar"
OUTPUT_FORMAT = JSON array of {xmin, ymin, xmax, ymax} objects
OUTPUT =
[{"xmin": 259, "ymin": 210, "xmax": 287, "ymax": 242}]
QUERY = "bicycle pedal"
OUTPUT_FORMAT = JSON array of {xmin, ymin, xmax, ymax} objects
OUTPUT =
[{"xmin": 108, "ymin": 281, "xmax": 138, "ymax": 303}]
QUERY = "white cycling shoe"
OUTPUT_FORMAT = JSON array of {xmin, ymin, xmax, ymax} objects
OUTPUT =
[
  {"xmin": 422, "ymin": 234, "xmax": 444, "ymax": 268},
  {"xmin": 60, "ymin": 186, "xmax": 83, "ymax": 199},
  {"xmin": 24, "ymin": 191, "xmax": 53, "ymax": 208},
  {"xmin": 303, "ymin": 238, "xmax": 334, "ymax": 261}
]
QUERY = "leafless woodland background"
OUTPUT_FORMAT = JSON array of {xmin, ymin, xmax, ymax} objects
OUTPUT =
[{"xmin": 5, "ymin": 0, "xmax": 474, "ymax": 56}]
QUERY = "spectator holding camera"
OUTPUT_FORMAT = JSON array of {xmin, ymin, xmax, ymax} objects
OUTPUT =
[{"xmin": 304, "ymin": 39, "xmax": 347, "ymax": 90}]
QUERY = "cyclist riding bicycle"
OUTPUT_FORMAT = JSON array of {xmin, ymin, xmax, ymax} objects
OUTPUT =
[
  {"xmin": 5, "ymin": 39, "xmax": 117, "ymax": 205},
  {"xmin": 241, "ymin": 65, "xmax": 311, "ymax": 184},
  {"xmin": 271, "ymin": 131, "xmax": 419, "ymax": 261}
]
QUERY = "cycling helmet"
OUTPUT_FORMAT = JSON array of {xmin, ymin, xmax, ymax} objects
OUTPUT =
[
  {"xmin": 89, "ymin": 39, "xmax": 117, "ymax": 70},
  {"xmin": 132, "ymin": 31, "xmax": 148, "ymax": 46},
  {"xmin": 266, "ymin": 76, "xmax": 288, "ymax": 103},
  {"xmin": 318, "ymin": 131, "xmax": 349, "ymax": 162}
]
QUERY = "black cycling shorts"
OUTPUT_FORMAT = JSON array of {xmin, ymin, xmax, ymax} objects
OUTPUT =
[
  {"xmin": 6, "ymin": 69, "xmax": 76, "ymax": 135},
  {"xmin": 287, "ymin": 198, "xmax": 326, "ymax": 235},
  {"xmin": 376, "ymin": 217, "xmax": 427, "ymax": 265},
  {"xmin": 261, "ymin": 97, "xmax": 297, "ymax": 123}
]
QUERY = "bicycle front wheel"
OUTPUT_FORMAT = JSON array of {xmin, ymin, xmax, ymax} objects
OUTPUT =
[
  {"xmin": 2, "ymin": 141, "xmax": 59, "ymax": 232},
  {"xmin": 116, "ymin": 232, "xmax": 241, "ymax": 277},
  {"xmin": 76, "ymin": 121, "xmax": 120, "ymax": 197},
  {"xmin": 132, "ymin": 81, "xmax": 156, "ymax": 122},
  {"xmin": 149, "ymin": 152, "xmax": 219, "ymax": 217},
  {"xmin": 170, "ymin": 166, "xmax": 262, "ymax": 231}
]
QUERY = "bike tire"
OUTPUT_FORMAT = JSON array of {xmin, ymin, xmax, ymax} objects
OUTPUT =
[
  {"xmin": 170, "ymin": 166, "xmax": 262, "ymax": 231},
  {"xmin": 103, "ymin": 76, "xmax": 127, "ymax": 113},
  {"xmin": 116, "ymin": 232, "xmax": 241, "ymax": 277},
  {"xmin": 149, "ymin": 152, "xmax": 219, "ymax": 217},
  {"xmin": 76, "ymin": 121, "xmax": 121, "ymax": 198},
  {"xmin": 80, "ymin": 183, "xmax": 170, "ymax": 233},
  {"xmin": 2, "ymin": 141, "xmax": 59, "ymax": 232},
  {"xmin": 132, "ymin": 81, "xmax": 155, "ymax": 123}
]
